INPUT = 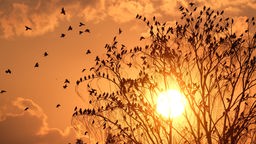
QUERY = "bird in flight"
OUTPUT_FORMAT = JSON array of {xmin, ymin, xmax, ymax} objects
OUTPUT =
[
  {"xmin": 56, "ymin": 104, "xmax": 61, "ymax": 108},
  {"xmin": 86, "ymin": 49, "xmax": 91, "ymax": 54},
  {"xmin": 5, "ymin": 69, "xmax": 11, "ymax": 74},
  {"xmin": 25, "ymin": 26, "xmax": 32, "ymax": 31},
  {"xmin": 84, "ymin": 29, "xmax": 90, "ymax": 33},
  {"xmin": 0, "ymin": 90, "xmax": 7, "ymax": 93},
  {"xmin": 34, "ymin": 62, "xmax": 39, "ymax": 68},
  {"xmin": 60, "ymin": 33, "xmax": 65, "ymax": 38},
  {"xmin": 64, "ymin": 79, "xmax": 70, "ymax": 84},
  {"xmin": 79, "ymin": 31, "xmax": 83, "ymax": 35},
  {"xmin": 119, "ymin": 28, "xmax": 122, "ymax": 34},
  {"xmin": 44, "ymin": 52, "xmax": 48, "ymax": 57},
  {"xmin": 68, "ymin": 25, "xmax": 72, "ymax": 31},
  {"xmin": 61, "ymin": 7, "xmax": 66, "ymax": 15},
  {"xmin": 24, "ymin": 107, "xmax": 29, "ymax": 111},
  {"xmin": 63, "ymin": 84, "xmax": 68, "ymax": 89},
  {"xmin": 79, "ymin": 22, "xmax": 85, "ymax": 27}
]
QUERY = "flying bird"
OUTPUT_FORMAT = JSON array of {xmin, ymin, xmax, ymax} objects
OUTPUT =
[
  {"xmin": 63, "ymin": 84, "xmax": 68, "ymax": 89},
  {"xmin": 25, "ymin": 26, "xmax": 32, "ymax": 31},
  {"xmin": 118, "ymin": 28, "xmax": 122, "ymax": 34},
  {"xmin": 61, "ymin": 7, "xmax": 66, "ymax": 15},
  {"xmin": 84, "ymin": 29, "xmax": 90, "ymax": 33},
  {"xmin": 44, "ymin": 52, "xmax": 48, "ymax": 57},
  {"xmin": 56, "ymin": 104, "xmax": 61, "ymax": 108},
  {"xmin": 0, "ymin": 90, "xmax": 7, "ymax": 93},
  {"xmin": 34, "ymin": 62, "xmax": 39, "ymax": 68},
  {"xmin": 24, "ymin": 107, "xmax": 29, "ymax": 111},
  {"xmin": 86, "ymin": 49, "xmax": 91, "ymax": 54},
  {"xmin": 64, "ymin": 79, "xmax": 70, "ymax": 83},
  {"xmin": 68, "ymin": 25, "xmax": 72, "ymax": 31},
  {"xmin": 5, "ymin": 69, "xmax": 11, "ymax": 74},
  {"xmin": 60, "ymin": 33, "xmax": 65, "ymax": 38},
  {"xmin": 79, "ymin": 22, "xmax": 85, "ymax": 27}
]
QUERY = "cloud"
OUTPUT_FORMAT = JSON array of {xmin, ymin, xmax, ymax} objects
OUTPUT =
[{"xmin": 0, "ymin": 97, "xmax": 76, "ymax": 144}]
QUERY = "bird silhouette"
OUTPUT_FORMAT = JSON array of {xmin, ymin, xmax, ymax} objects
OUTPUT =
[
  {"xmin": 63, "ymin": 84, "xmax": 68, "ymax": 89},
  {"xmin": 68, "ymin": 25, "xmax": 72, "ymax": 31},
  {"xmin": 24, "ymin": 107, "xmax": 29, "ymax": 111},
  {"xmin": 64, "ymin": 79, "xmax": 70, "ymax": 83},
  {"xmin": 82, "ymin": 68, "xmax": 86, "ymax": 72},
  {"xmin": 60, "ymin": 33, "xmax": 65, "ymax": 38},
  {"xmin": 140, "ymin": 36, "xmax": 145, "ymax": 41},
  {"xmin": 56, "ymin": 104, "xmax": 61, "ymax": 108},
  {"xmin": 44, "ymin": 52, "xmax": 48, "ymax": 57},
  {"xmin": 34, "ymin": 62, "xmax": 39, "ymax": 68},
  {"xmin": 5, "ymin": 69, "xmax": 11, "ymax": 74},
  {"xmin": 79, "ymin": 31, "xmax": 83, "ymax": 35},
  {"xmin": 86, "ymin": 49, "xmax": 91, "ymax": 54},
  {"xmin": 84, "ymin": 131, "xmax": 88, "ymax": 135},
  {"xmin": 60, "ymin": 7, "xmax": 65, "ymax": 15},
  {"xmin": 25, "ymin": 26, "xmax": 32, "ymax": 31},
  {"xmin": 119, "ymin": 28, "xmax": 122, "ymax": 34},
  {"xmin": 0, "ymin": 90, "xmax": 7, "ymax": 93},
  {"xmin": 79, "ymin": 22, "xmax": 85, "ymax": 27},
  {"xmin": 84, "ymin": 29, "xmax": 90, "ymax": 33}
]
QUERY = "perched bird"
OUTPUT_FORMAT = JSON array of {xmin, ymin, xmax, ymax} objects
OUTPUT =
[
  {"xmin": 60, "ymin": 33, "xmax": 65, "ymax": 38},
  {"xmin": 60, "ymin": 7, "xmax": 66, "ymax": 15},
  {"xmin": 56, "ymin": 104, "xmax": 61, "ymax": 108},
  {"xmin": 5, "ymin": 69, "xmax": 11, "ymax": 74},
  {"xmin": 25, "ymin": 26, "xmax": 32, "ymax": 31},
  {"xmin": 63, "ymin": 84, "xmax": 68, "ymax": 89},
  {"xmin": 68, "ymin": 25, "xmax": 72, "ymax": 31},
  {"xmin": 189, "ymin": 2, "xmax": 195, "ymax": 7},
  {"xmin": 84, "ymin": 131, "xmax": 88, "ymax": 135},
  {"xmin": 84, "ymin": 29, "xmax": 90, "ymax": 33},
  {"xmin": 64, "ymin": 79, "xmax": 70, "ymax": 84},
  {"xmin": 0, "ymin": 90, "xmax": 7, "ymax": 93},
  {"xmin": 82, "ymin": 68, "xmax": 86, "ymax": 72},
  {"xmin": 24, "ymin": 107, "xmax": 29, "ymax": 111},
  {"xmin": 79, "ymin": 22, "xmax": 85, "ymax": 27},
  {"xmin": 34, "ymin": 62, "xmax": 39, "ymax": 68},
  {"xmin": 79, "ymin": 31, "xmax": 83, "ymax": 35},
  {"xmin": 86, "ymin": 49, "xmax": 91, "ymax": 54}
]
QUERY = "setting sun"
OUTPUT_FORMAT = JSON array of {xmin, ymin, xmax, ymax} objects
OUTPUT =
[{"xmin": 156, "ymin": 89, "xmax": 186, "ymax": 119}]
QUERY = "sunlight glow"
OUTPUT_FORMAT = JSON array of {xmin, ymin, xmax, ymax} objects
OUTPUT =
[{"xmin": 156, "ymin": 89, "xmax": 186, "ymax": 119}]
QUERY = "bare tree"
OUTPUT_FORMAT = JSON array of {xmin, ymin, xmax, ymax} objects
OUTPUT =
[{"xmin": 71, "ymin": 4, "xmax": 256, "ymax": 144}]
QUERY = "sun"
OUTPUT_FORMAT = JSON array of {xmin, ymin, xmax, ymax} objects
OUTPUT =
[{"xmin": 156, "ymin": 89, "xmax": 186, "ymax": 119}]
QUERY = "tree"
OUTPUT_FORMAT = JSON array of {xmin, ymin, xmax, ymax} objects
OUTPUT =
[{"xmin": 71, "ymin": 4, "xmax": 256, "ymax": 144}]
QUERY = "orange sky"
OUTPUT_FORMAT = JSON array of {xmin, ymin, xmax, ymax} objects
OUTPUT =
[{"xmin": 0, "ymin": 0, "xmax": 255, "ymax": 143}]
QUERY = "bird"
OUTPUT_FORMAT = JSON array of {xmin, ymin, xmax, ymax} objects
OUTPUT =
[
  {"xmin": 79, "ymin": 31, "xmax": 83, "ymax": 35},
  {"xmin": 68, "ymin": 25, "xmax": 72, "ymax": 31},
  {"xmin": 119, "ymin": 28, "xmax": 122, "ymax": 34},
  {"xmin": 82, "ymin": 68, "xmax": 86, "ymax": 72},
  {"xmin": 189, "ymin": 2, "xmax": 195, "ymax": 7},
  {"xmin": 5, "ymin": 69, "xmax": 11, "ymax": 74},
  {"xmin": 56, "ymin": 104, "xmax": 61, "ymax": 108},
  {"xmin": 0, "ymin": 90, "xmax": 7, "ymax": 93},
  {"xmin": 84, "ymin": 29, "xmax": 90, "ymax": 33},
  {"xmin": 25, "ymin": 26, "xmax": 32, "ymax": 31},
  {"xmin": 24, "ymin": 107, "xmax": 29, "ymax": 111},
  {"xmin": 79, "ymin": 22, "xmax": 85, "ymax": 27},
  {"xmin": 84, "ymin": 131, "xmax": 88, "ymax": 135},
  {"xmin": 60, "ymin": 7, "xmax": 65, "ymax": 15},
  {"xmin": 63, "ymin": 84, "xmax": 68, "ymax": 89},
  {"xmin": 64, "ymin": 79, "xmax": 70, "ymax": 83},
  {"xmin": 44, "ymin": 52, "xmax": 48, "ymax": 57},
  {"xmin": 60, "ymin": 33, "xmax": 65, "ymax": 38},
  {"xmin": 34, "ymin": 62, "xmax": 39, "ymax": 68},
  {"xmin": 86, "ymin": 49, "xmax": 91, "ymax": 54},
  {"xmin": 140, "ymin": 36, "xmax": 145, "ymax": 41}
]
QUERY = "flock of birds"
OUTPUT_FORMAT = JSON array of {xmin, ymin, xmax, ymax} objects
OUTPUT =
[{"xmin": 1, "ymin": 7, "xmax": 91, "ymax": 112}]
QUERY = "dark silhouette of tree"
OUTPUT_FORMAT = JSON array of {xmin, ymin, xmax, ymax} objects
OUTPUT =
[{"xmin": 71, "ymin": 4, "xmax": 256, "ymax": 144}]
